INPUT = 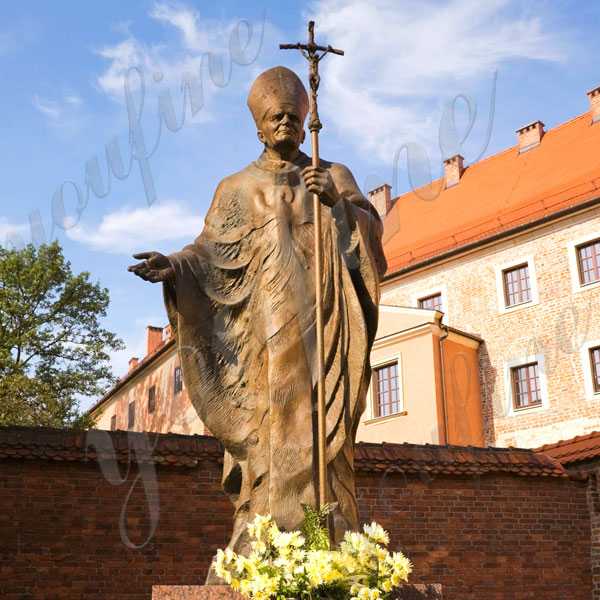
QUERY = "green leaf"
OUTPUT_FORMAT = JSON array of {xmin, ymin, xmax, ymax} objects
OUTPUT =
[
  {"xmin": 0, "ymin": 242, "xmax": 124, "ymax": 428},
  {"xmin": 300, "ymin": 503, "xmax": 336, "ymax": 551}
]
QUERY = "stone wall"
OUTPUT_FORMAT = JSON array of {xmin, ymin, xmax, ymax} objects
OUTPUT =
[{"xmin": 0, "ymin": 428, "xmax": 592, "ymax": 600}]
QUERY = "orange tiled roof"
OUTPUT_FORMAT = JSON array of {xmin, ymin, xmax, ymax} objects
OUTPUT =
[
  {"xmin": 535, "ymin": 431, "xmax": 600, "ymax": 466},
  {"xmin": 0, "ymin": 427, "xmax": 568, "ymax": 478},
  {"xmin": 383, "ymin": 111, "xmax": 600, "ymax": 275}
]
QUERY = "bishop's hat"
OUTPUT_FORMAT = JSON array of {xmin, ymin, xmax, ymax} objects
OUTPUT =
[{"xmin": 247, "ymin": 66, "xmax": 309, "ymax": 126}]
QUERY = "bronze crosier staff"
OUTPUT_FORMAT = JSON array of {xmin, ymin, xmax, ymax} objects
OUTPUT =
[{"xmin": 279, "ymin": 21, "xmax": 344, "ymax": 529}]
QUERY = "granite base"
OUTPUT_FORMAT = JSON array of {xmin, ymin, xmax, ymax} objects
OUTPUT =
[{"xmin": 152, "ymin": 584, "xmax": 443, "ymax": 600}]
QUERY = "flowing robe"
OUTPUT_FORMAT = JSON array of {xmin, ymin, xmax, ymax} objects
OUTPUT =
[{"xmin": 163, "ymin": 151, "xmax": 386, "ymax": 553}]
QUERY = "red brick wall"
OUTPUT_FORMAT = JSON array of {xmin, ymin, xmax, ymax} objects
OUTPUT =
[
  {"xmin": 0, "ymin": 458, "xmax": 232, "ymax": 600},
  {"xmin": 589, "ymin": 474, "xmax": 600, "ymax": 599},
  {"xmin": 359, "ymin": 472, "xmax": 591, "ymax": 600},
  {"xmin": 0, "ymin": 452, "xmax": 591, "ymax": 599}
]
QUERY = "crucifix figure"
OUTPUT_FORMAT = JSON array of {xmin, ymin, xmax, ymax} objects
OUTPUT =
[{"xmin": 128, "ymin": 21, "xmax": 386, "ymax": 581}]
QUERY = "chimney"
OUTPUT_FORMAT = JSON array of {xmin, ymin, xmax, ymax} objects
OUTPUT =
[
  {"xmin": 516, "ymin": 120, "xmax": 545, "ymax": 153},
  {"xmin": 146, "ymin": 325, "xmax": 163, "ymax": 356},
  {"xmin": 587, "ymin": 85, "xmax": 600, "ymax": 123},
  {"xmin": 443, "ymin": 154, "xmax": 464, "ymax": 188},
  {"xmin": 128, "ymin": 357, "xmax": 139, "ymax": 372},
  {"xmin": 368, "ymin": 184, "xmax": 392, "ymax": 219}
]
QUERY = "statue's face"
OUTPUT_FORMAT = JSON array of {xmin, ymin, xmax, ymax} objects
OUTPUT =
[{"xmin": 257, "ymin": 103, "xmax": 305, "ymax": 152}]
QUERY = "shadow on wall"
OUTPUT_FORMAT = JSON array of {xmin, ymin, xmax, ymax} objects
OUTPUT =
[{"xmin": 478, "ymin": 342, "xmax": 497, "ymax": 446}]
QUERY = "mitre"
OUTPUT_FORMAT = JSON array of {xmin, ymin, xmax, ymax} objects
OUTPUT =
[{"xmin": 247, "ymin": 66, "xmax": 309, "ymax": 126}]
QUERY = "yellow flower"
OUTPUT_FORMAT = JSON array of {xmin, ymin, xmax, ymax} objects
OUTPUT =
[
  {"xmin": 357, "ymin": 587, "xmax": 371, "ymax": 600},
  {"xmin": 389, "ymin": 551, "xmax": 413, "ymax": 580},
  {"xmin": 247, "ymin": 514, "xmax": 273, "ymax": 543},
  {"xmin": 251, "ymin": 540, "xmax": 268, "ymax": 556},
  {"xmin": 363, "ymin": 522, "xmax": 390, "ymax": 546},
  {"xmin": 368, "ymin": 588, "xmax": 381, "ymax": 600},
  {"xmin": 214, "ymin": 517, "xmax": 411, "ymax": 600}
]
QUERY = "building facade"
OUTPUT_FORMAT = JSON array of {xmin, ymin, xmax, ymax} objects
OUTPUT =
[
  {"xmin": 92, "ymin": 326, "xmax": 205, "ymax": 436},
  {"xmin": 376, "ymin": 86, "xmax": 600, "ymax": 448}
]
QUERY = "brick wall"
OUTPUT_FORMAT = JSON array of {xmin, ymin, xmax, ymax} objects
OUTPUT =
[
  {"xmin": 588, "ymin": 471, "xmax": 600, "ymax": 599},
  {"xmin": 0, "ymin": 429, "xmax": 592, "ymax": 600},
  {"xmin": 382, "ymin": 208, "xmax": 600, "ymax": 448},
  {"xmin": 359, "ymin": 472, "xmax": 590, "ymax": 599}
]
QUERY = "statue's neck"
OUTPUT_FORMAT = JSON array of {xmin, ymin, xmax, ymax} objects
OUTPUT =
[{"xmin": 262, "ymin": 146, "xmax": 301, "ymax": 163}]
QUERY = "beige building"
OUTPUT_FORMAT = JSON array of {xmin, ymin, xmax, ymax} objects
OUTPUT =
[{"xmin": 357, "ymin": 304, "xmax": 484, "ymax": 445}]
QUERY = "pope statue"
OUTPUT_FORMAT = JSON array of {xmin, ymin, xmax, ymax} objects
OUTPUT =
[{"xmin": 129, "ymin": 66, "xmax": 387, "ymax": 565}]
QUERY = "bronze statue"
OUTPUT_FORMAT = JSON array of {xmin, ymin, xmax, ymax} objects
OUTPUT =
[{"xmin": 128, "ymin": 63, "xmax": 387, "ymax": 570}]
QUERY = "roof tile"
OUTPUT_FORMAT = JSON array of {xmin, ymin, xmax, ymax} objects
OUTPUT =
[
  {"xmin": 0, "ymin": 427, "xmax": 569, "ymax": 478},
  {"xmin": 535, "ymin": 431, "xmax": 600, "ymax": 465},
  {"xmin": 383, "ymin": 112, "xmax": 600, "ymax": 274}
]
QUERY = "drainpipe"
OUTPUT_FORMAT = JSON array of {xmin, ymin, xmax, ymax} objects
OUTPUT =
[{"xmin": 438, "ymin": 319, "xmax": 450, "ymax": 445}]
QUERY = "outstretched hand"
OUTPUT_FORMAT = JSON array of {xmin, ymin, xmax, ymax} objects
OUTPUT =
[{"xmin": 128, "ymin": 252, "xmax": 175, "ymax": 283}]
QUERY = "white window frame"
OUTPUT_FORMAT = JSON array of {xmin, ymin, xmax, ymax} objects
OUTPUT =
[
  {"xmin": 411, "ymin": 283, "xmax": 448, "ymax": 320},
  {"xmin": 495, "ymin": 256, "xmax": 539, "ymax": 314},
  {"xmin": 567, "ymin": 232, "xmax": 600, "ymax": 293},
  {"xmin": 503, "ymin": 354, "xmax": 548, "ymax": 417},
  {"xmin": 580, "ymin": 338, "xmax": 600, "ymax": 400},
  {"xmin": 366, "ymin": 353, "xmax": 405, "ymax": 422}
]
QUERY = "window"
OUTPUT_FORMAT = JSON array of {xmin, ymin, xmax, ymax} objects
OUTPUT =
[
  {"xmin": 174, "ymin": 366, "xmax": 182, "ymax": 395},
  {"xmin": 128, "ymin": 401, "xmax": 135, "ymax": 429},
  {"xmin": 511, "ymin": 363, "xmax": 542, "ymax": 409},
  {"xmin": 577, "ymin": 238, "xmax": 600, "ymax": 285},
  {"xmin": 148, "ymin": 386, "xmax": 156, "ymax": 414},
  {"xmin": 590, "ymin": 347, "xmax": 600, "ymax": 394},
  {"xmin": 418, "ymin": 293, "xmax": 443, "ymax": 312},
  {"xmin": 503, "ymin": 263, "xmax": 531, "ymax": 307},
  {"xmin": 110, "ymin": 414, "xmax": 117, "ymax": 431},
  {"xmin": 373, "ymin": 362, "xmax": 401, "ymax": 417}
]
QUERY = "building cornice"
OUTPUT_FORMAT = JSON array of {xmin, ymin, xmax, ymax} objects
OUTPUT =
[{"xmin": 383, "ymin": 195, "xmax": 600, "ymax": 284}]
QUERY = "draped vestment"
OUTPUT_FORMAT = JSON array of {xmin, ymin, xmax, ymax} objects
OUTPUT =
[{"xmin": 163, "ymin": 151, "xmax": 386, "ymax": 554}]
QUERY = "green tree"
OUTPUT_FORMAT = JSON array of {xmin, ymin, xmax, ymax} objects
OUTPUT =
[{"xmin": 0, "ymin": 242, "xmax": 123, "ymax": 428}]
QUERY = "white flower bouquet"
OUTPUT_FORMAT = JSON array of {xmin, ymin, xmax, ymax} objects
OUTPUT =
[{"xmin": 214, "ymin": 506, "xmax": 412, "ymax": 600}]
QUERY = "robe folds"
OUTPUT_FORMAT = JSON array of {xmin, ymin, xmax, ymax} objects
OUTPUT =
[{"xmin": 163, "ymin": 151, "xmax": 387, "ymax": 553}]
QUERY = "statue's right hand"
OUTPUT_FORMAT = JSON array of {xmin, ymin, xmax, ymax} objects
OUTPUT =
[{"xmin": 128, "ymin": 252, "xmax": 175, "ymax": 283}]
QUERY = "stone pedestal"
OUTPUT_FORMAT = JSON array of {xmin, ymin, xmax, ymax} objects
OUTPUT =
[{"xmin": 152, "ymin": 584, "xmax": 443, "ymax": 599}]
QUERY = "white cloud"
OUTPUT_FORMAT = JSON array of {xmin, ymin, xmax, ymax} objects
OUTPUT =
[
  {"xmin": 32, "ymin": 95, "xmax": 62, "ymax": 120},
  {"xmin": 66, "ymin": 200, "xmax": 204, "ymax": 255},
  {"xmin": 95, "ymin": 0, "xmax": 265, "ymax": 119},
  {"xmin": 0, "ymin": 217, "xmax": 28, "ymax": 244},
  {"xmin": 32, "ymin": 93, "xmax": 85, "ymax": 132},
  {"xmin": 150, "ymin": 1, "xmax": 207, "ymax": 52},
  {"xmin": 310, "ymin": 0, "xmax": 570, "ymax": 164}
]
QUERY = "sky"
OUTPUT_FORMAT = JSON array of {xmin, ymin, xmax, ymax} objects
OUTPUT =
[{"xmin": 1, "ymin": 0, "xmax": 599, "ymax": 410}]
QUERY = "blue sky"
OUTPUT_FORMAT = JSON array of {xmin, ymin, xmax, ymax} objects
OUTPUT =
[{"xmin": 1, "ymin": 0, "xmax": 599, "ymax": 409}]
